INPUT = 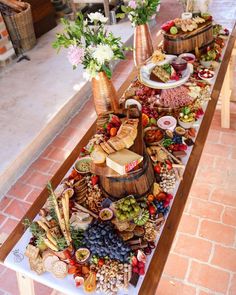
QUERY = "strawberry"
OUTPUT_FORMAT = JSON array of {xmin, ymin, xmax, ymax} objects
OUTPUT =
[
  {"xmin": 138, "ymin": 261, "xmax": 145, "ymax": 268},
  {"xmin": 154, "ymin": 163, "xmax": 162, "ymax": 174},
  {"xmin": 131, "ymin": 256, "xmax": 138, "ymax": 266},
  {"xmin": 98, "ymin": 258, "xmax": 105, "ymax": 267},
  {"xmin": 106, "ymin": 122, "xmax": 113, "ymax": 132},
  {"xmin": 149, "ymin": 205, "xmax": 156, "ymax": 215},
  {"xmin": 64, "ymin": 249, "xmax": 72, "ymax": 259},
  {"xmin": 164, "ymin": 200, "xmax": 170, "ymax": 207},
  {"xmin": 166, "ymin": 193, "xmax": 173, "ymax": 201},
  {"xmin": 165, "ymin": 160, "xmax": 172, "ymax": 171},
  {"xmin": 178, "ymin": 144, "xmax": 187, "ymax": 151},
  {"xmin": 91, "ymin": 175, "xmax": 99, "ymax": 186},
  {"xmin": 133, "ymin": 266, "xmax": 139, "ymax": 273},
  {"xmin": 139, "ymin": 267, "xmax": 145, "ymax": 275},
  {"xmin": 161, "ymin": 20, "xmax": 175, "ymax": 32},
  {"xmin": 109, "ymin": 115, "xmax": 121, "ymax": 127},
  {"xmin": 69, "ymin": 259, "xmax": 76, "ymax": 266}
]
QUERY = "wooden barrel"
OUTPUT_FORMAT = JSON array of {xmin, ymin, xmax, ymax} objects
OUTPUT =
[
  {"xmin": 163, "ymin": 21, "xmax": 213, "ymax": 55},
  {"xmin": 99, "ymin": 153, "xmax": 155, "ymax": 200}
]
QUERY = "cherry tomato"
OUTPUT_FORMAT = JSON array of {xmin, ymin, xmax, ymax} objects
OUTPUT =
[{"xmin": 98, "ymin": 258, "xmax": 105, "ymax": 267}]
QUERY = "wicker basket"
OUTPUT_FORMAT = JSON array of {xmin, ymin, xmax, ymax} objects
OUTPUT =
[{"xmin": 3, "ymin": 3, "xmax": 36, "ymax": 52}]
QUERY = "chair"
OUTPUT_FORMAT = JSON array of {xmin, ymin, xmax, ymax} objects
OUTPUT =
[{"xmin": 70, "ymin": 0, "xmax": 110, "ymax": 24}]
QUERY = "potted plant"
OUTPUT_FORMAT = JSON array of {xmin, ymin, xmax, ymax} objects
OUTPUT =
[
  {"xmin": 117, "ymin": 0, "xmax": 160, "ymax": 67},
  {"xmin": 53, "ymin": 12, "xmax": 128, "ymax": 115}
]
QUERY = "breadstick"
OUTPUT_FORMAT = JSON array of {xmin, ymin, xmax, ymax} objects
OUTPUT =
[
  {"xmin": 61, "ymin": 197, "xmax": 71, "ymax": 242},
  {"xmin": 37, "ymin": 220, "xmax": 50, "ymax": 232},
  {"xmin": 157, "ymin": 143, "xmax": 182, "ymax": 164},
  {"xmin": 37, "ymin": 220, "xmax": 58, "ymax": 246},
  {"xmin": 47, "ymin": 182, "xmax": 70, "ymax": 246},
  {"xmin": 74, "ymin": 203, "xmax": 98, "ymax": 219}
]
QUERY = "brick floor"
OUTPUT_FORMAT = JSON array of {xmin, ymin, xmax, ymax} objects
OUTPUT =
[{"xmin": 0, "ymin": 1, "xmax": 236, "ymax": 295}]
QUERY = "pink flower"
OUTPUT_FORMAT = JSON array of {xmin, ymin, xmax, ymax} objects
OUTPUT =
[
  {"xmin": 67, "ymin": 45, "xmax": 84, "ymax": 66},
  {"xmin": 128, "ymin": 0, "xmax": 137, "ymax": 9}
]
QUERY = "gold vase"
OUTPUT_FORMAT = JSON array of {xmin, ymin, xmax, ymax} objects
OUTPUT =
[
  {"xmin": 133, "ymin": 23, "xmax": 154, "ymax": 68},
  {"xmin": 92, "ymin": 71, "xmax": 119, "ymax": 115}
]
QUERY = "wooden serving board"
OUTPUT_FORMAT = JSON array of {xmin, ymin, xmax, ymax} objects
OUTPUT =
[
  {"xmin": 164, "ymin": 20, "xmax": 212, "ymax": 40},
  {"xmin": 91, "ymin": 108, "xmax": 144, "ymax": 177}
]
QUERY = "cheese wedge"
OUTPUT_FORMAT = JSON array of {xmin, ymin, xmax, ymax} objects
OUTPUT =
[{"xmin": 106, "ymin": 149, "xmax": 143, "ymax": 175}]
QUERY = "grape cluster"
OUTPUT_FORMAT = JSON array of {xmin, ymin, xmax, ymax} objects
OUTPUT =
[
  {"xmin": 172, "ymin": 133, "xmax": 183, "ymax": 144},
  {"xmin": 83, "ymin": 221, "xmax": 131, "ymax": 263},
  {"xmin": 153, "ymin": 200, "xmax": 169, "ymax": 216}
]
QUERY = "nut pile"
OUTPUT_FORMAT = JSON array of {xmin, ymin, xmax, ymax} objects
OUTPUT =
[
  {"xmin": 95, "ymin": 260, "xmax": 132, "ymax": 294},
  {"xmin": 159, "ymin": 166, "xmax": 176, "ymax": 193},
  {"xmin": 144, "ymin": 221, "xmax": 157, "ymax": 242},
  {"xmin": 85, "ymin": 176, "xmax": 104, "ymax": 213}
]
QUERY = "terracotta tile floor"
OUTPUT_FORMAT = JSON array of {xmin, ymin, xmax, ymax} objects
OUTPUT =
[
  {"xmin": 1, "ymin": 105, "xmax": 236, "ymax": 295},
  {"xmin": 1, "ymin": 1, "xmax": 236, "ymax": 294}
]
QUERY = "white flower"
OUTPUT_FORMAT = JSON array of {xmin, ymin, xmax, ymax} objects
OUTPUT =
[
  {"xmin": 88, "ymin": 12, "xmax": 108, "ymax": 23},
  {"xmin": 92, "ymin": 44, "xmax": 114, "ymax": 64}
]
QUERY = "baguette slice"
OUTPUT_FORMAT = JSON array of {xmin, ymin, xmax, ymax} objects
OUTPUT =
[
  {"xmin": 108, "ymin": 137, "xmax": 126, "ymax": 151},
  {"xmin": 100, "ymin": 142, "xmax": 115, "ymax": 154}
]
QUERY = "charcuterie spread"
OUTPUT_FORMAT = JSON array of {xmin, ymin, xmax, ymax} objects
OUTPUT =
[{"xmin": 5, "ymin": 16, "xmax": 230, "ymax": 295}]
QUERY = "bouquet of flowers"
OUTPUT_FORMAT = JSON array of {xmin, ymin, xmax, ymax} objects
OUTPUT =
[
  {"xmin": 117, "ymin": 0, "xmax": 160, "ymax": 27},
  {"xmin": 53, "ymin": 12, "xmax": 128, "ymax": 79}
]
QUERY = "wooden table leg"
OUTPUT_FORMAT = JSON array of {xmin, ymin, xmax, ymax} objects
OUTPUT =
[
  {"xmin": 16, "ymin": 272, "xmax": 35, "ymax": 295},
  {"xmin": 221, "ymin": 63, "xmax": 232, "ymax": 128},
  {"xmin": 103, "ymin": 0, "xmax": 110, "ymax": 24}
]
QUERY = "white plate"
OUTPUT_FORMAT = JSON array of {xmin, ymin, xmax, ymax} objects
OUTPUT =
[{"xmin": 139, "ymin": 55, "xmax": 191, "ymax": 89}]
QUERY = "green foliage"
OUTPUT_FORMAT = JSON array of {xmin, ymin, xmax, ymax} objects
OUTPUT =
[
  {"xmin": 117, "ymin": 0, "xmax": 160, "ymax": 26},
  {"xmin": 70, "ymin": 226, "xmax": 84, "ymax": 249},
  {"xmin": 23, "ymin": 218, "xmax": 46, "ymax": 248},
  {"xmin": 53, "ymin": 12, "xmax": 129, "ymax": 79},
  {"xmin": 55, "ymin": 236, "xmax": 68, "ymax": 251},
  {"xmin": 23, "ymin": 218, "xmax": 45, "ymax": 239}
]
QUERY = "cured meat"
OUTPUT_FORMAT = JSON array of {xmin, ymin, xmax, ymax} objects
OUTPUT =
[{"xmin": 159, "ymin": 86, "xmax": 193, "ymax": 108}]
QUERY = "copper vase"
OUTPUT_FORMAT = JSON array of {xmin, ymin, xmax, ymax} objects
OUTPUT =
[
  {"xmin": 92, "ymin": 72, "xmax": 119, "ymax": 115},
  {"xmin": 133, "ymin": 23, "xmax": 154, "ymax": 67}
]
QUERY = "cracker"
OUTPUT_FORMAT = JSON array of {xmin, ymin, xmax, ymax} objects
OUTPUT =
[
  {"xmin": 43, "ymin": 254, "xmax": 59, "ymax": 272},
  {"xmin": 51, "ymin": 260, "xmax": 68, "ymax": 279},
  {"xmin": 29, "ymin": 255, "xmax": 45, "ymax": 275},
  {"xmin": 25, "ymin": 244, "xmax": 39, "ymax": 260}
]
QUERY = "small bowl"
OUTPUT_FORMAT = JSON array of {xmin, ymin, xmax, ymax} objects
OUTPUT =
[
  {"xmin": 178, "ymin": 118, "xmax": 195, "ymax": 129},
  {"xmin": 179, "ymin": 53, "xmax": 196, "ymax": 64},
  {"xmin": 171, "ymin": 57, "xmax": 187, "ymax": 72},
  {"xmin": 157, "ymin": 116, "xmax": 177, "ymax": 131},
  {"xmin": 175, "ymin": 126, "xmax": 186, "ymax": 136},
  {"xmin": 200, "ymin": 60, "xmax": 212, "ymax": 68},
  {"xmin": 198, "ymin": 69, "xmax": 215, "ymax": 82},
  {"xmin": 74, "ymin": 157, "xmax": 92, "ymax": 174}
]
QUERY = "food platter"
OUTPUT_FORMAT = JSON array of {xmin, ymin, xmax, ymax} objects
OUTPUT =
[
  {"xmin": 0, "ymin": 11, "xmax": 234, "ymax": 295},
  {"xmin": 139, "ymin": 55, "xmax": 192, "ymax": 89}
]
